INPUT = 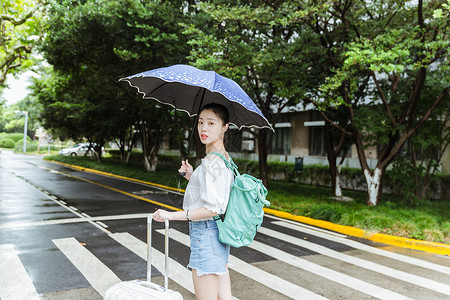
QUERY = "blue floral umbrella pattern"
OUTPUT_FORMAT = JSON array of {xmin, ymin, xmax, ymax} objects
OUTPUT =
[{"xmin": 120, "ymin": 64, "xmax": 274, "ymax": 131}]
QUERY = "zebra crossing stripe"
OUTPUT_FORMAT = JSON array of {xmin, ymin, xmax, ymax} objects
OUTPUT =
[
  {"xmin": 249, "ymin": 240, "xmax": 412, "ymax": 300},
  {"xmin": 159, "ymin": 229, "xmax": 328, "ymax": 300},
  {"xmin": 258, "ymin": 227, "xmax": 450, "ymax": 296},
  {"xmin": 52, "ymin": 237, "xmax": 121, "ymax": 296},
  {"xmin": 0, "ymin": 244, "xmax": 40, "ymax": 300},
  {"xmin": 272, "ymin": 219, "xmax": 450, "ymax": 275}
]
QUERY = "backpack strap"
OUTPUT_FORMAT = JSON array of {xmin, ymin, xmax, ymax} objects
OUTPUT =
[{"xmin": 205, "ymin": 152, "xmax": 240, "ymax": 177}]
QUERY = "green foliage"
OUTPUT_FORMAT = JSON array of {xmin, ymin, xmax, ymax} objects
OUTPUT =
[
  {"xmin": 1, "ymin": 132, "xmax": 28, "ymax": 142},
  {"xmin": 36, "ymin": 0, "xmax": 193, "ymax": 162},
  {"xmin": 0, "ymin": 137, "xmax": 15, "ymax": 148},
  {"xmin": 14, "ymin": 137, "xmax": 32, "ymax": 146},
  {"xmin": 0, "ymin": 0, "xmax": 44, "ymax": 86}
]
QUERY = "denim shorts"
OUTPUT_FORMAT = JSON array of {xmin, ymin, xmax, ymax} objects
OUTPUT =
[{"xmin": 188, "ymin": 220, "xmax": 230, "ymax": 276}]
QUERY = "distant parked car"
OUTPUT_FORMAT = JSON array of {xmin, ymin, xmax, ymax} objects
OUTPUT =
[{"xmin": 59, "ymin": 143, "xmax": 104, "ymax": 156}]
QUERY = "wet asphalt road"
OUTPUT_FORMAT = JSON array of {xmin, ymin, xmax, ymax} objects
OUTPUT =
[{"xmin": 1, "ymin": 150, "xmax": 450, "ymax": 300}]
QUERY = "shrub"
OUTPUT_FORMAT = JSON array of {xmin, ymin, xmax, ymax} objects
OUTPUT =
[
  {"xmin": 3, "ymin": 133, "xmax": 31, "ymax": 143},
  {"xmin": 0, "ymin": 138, "xmax": 15, "ymax": 148}
]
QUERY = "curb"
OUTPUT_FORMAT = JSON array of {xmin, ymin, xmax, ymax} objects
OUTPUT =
[
  {"xmin": 48, "ymin": 159, "xmax": 450, "ymax": 256},
  {"xmin": 263, "ymin": 208, "xmax": 450, "ymax": 256}
]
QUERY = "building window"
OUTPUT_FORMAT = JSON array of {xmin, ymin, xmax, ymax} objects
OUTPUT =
[
  {"xmin": 309, "ymin": 111, "xmax": 326, "ymax": 156},
  {"xmin": 309, "ymin": 126, "xmax": 326, "ymax": 156},
  {"xmin": 271, "ymin": 127, "xmax": 292, "ymax": 155}
]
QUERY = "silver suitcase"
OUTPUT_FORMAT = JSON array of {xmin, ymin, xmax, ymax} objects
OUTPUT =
[{"xmin": 104, "ymin": 214, "xmax": 183, "ymax": 300}]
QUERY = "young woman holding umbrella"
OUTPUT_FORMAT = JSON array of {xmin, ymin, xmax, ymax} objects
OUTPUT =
[{"xmin": 153, "ymin": 103, "xmax": 234, "ymax": 300}]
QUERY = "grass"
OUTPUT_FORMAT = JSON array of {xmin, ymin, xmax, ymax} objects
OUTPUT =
[{"xmin": 44, "ymin": 155, "xmax": 450, "ymax": 244}]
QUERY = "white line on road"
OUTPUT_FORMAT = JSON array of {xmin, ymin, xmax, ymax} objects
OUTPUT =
[
  {"xmin": 160, "ymin": 229, "xmax": 328, "ymax": 300},
  {"xmin": 81, "ymin": 212, "xmax": 91, "ymax": 218},
  {"xmin": 249, "ymin": 240, "xmax": 412, "ymax": 300},
  {"xmin": 96, "ymin": 221, "xmax": 109, "ymax": 228},
  {"xmin": 53, "ymin": 237, "xmax": 121, "ymax": 297},
  {"xmin": 272, "ymin": 220, "xmax": 450, "ymax": 275},
  {"xmin": 259, "ymin": 226, "xmax": 450, "ymax": 296},
  {"xmin": 0, "ymin": 244, "xmax": 40, "ymax": 300},
  {"xmin": 0, "ymin": 213, "xmax": 149, "ymax": 230},
  {"xmin": 267, "ymin": 215, "xmax": 347, "ymax": 238}
]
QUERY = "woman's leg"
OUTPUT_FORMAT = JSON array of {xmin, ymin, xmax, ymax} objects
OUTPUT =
[
  {"xmin": 192, "ymin": 268, "xmax": 232, "ymax": 300},
  {"xmin": 217, "ymin": 267, "xmax": 232, "ymax": 300},
  {"xmin": 192, "ymin": 269, "xmax": 218, "ymax": 300}
]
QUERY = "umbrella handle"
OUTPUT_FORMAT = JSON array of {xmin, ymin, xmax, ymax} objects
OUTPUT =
[{"xmin": 179, "ymin": 172, "xmax": 186, "ymax": 177}]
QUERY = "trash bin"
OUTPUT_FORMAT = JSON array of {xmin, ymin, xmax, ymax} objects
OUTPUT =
[{"xmin": 295, "ymin": 156, "xmax": 303, "ymax": 172}]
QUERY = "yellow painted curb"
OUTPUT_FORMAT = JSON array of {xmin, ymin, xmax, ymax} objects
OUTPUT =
[
  {"xmin": 48, "ymin": 159, "xmax": 449, "ymax": 256},
  {"xmin": 263, "ymin": 208, "xmax": 450, "ymax": 256}
]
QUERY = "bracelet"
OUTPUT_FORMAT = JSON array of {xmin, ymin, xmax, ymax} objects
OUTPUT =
[{"xmin": 186, "ymin": 210, "xmax": 190, "ymax": 221}]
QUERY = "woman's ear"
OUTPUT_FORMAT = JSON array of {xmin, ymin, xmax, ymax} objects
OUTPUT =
[{"xmin": 223, "ymin": 124, "xmax": 229, "ymax": 132}]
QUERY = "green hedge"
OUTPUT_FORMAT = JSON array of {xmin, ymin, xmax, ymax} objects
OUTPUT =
[
  {"xmin": 0, "ymin": 138, "xmax": 15, "ymax": 148},
  {"xmin": 1, "ymin": 133, "xmax": 31, "ymax": 143},
  {"xmin": 107, "ymin": 151, "xmax": 448, "ymax": 200}
]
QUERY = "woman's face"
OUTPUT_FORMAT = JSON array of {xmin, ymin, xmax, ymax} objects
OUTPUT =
[{"xmin": 197, "ymin": 109, "xmax": 228, "ymax": 145}]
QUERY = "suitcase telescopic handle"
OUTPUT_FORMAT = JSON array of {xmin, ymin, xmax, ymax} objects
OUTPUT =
[{"xmin": 147, "ymin": 214, "xmax": 169, "ymax": 290}]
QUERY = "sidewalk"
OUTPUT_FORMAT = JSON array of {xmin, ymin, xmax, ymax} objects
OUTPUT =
[{"xmin": 50, "ymin": 159, "xmax": 450, "ymax": 256}]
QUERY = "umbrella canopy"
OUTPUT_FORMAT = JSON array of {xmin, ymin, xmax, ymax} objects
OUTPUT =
[{"xmin": 119, "ymin": 64, "xmax": 273, "ymax": 131}]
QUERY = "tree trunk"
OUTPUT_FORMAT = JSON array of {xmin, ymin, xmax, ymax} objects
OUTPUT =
[
  {"xmin": 364, "ymin": 168, "xmax": 383, "ymax": 206},
  {"xmin": 144, "ymin": 154, "xmax": 158, "ymax": 172},
  {"xmin": 335, "ymin": 165, "xmax": 343, "ymax": 198},
  {"xmin": 324, "ymin": 121, "xmax": 338, "ymax": 196}
]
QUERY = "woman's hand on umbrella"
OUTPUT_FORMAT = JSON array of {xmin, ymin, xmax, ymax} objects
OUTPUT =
[
  {"xmin": 178, "ymin": 159, "xmax": 193, "ymax": 180},
  {"xmin": 153, "ymin": 209, "xmax": 170, "ymax": 222}
]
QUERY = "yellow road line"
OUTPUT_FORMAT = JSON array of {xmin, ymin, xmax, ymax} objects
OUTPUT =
[
  {"xmin": 49, "ymin": 160, "xmax": 185, "ymax": 193},
  {"xmin": 45, "ymin": 161, "xmax": 181, "ymax": 211},
  {"xmin": 48, "ymin": 160, "xmax": 449, "ymax": 255}
]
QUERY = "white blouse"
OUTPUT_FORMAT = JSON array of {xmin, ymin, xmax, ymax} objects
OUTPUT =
[{"xmin": 183, "ymin": 155, "xmax": 234, "ymax": 216}]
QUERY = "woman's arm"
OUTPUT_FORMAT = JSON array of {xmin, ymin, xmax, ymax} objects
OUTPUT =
[{"xmin": 153, "ymin": 207, "xmax": 216, "ymax": 222}]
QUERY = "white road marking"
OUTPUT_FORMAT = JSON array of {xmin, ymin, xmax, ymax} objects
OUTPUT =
[
  {"xmin": 267, "ymin": 215, "xmax": 347, "ymax": 238},
  {"xmin": 0, "ymin": 244, "xmax": 40, "ymax": 300},
  {"xmin": 69, "ymin": 206, "xmax": 78, "ymax": 211},
  {"xmin": 0, "ymin": 213, "xmax": 149, "ymax": 230},
  {"xmin": 259, "ymin": 226, "xmax": 450, "ymax": 296},
  {"xmin": 53, "ymin": 237, "xmax": 121, "ymax": 297},
  {"xmin": 272, "ymin": 220, "xmax": 450, "ymax": 275},
  {"xmin": 96, "ymin": 221, "xmax": 109, "ymax": 228},
  {"xmin": 249, "ymin": 240, "xmax": 412, "ymax": 300},
  {"xmin": 160, "ymin": 229, "xmax": 328, "ymax": 300},
  {"xmin": 81, "ymin": 213, "xmax": 91, "ymax": 218}
]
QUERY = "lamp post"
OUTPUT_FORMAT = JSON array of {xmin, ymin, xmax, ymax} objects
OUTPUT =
[{"xmin": 14, "ymin": 110, "xmax": 28, "ymax": 153}]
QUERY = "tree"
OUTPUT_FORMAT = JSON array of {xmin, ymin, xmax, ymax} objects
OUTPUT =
[
  {"xmin": 38, "ymin": 0, "xmax": 192, "ymax": 164},
  {"xmin": 265, "ymin": 0, "xmax": 449, "ymax": 205},
  {"xmin": 184, "ymin": 0, "xmax": 316, "ymax": 187},
  {"xmin": 0, "ymin": 0, "xmax": 44, "ymax": 87}
]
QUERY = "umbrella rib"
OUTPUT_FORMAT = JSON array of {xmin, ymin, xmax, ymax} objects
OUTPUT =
[{"xmin": 185, "ymin": 88, "xmax": 206, "ymax": 158}]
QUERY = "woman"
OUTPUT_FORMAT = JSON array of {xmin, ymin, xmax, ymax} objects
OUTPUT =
[{"xmin": 153, "ymin": 103, "xmax": 234, "ymax": 300}]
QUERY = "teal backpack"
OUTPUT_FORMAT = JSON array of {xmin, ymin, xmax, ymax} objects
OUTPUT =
[{"xmin": 208, "ymin": 152, "xmax": 270, "ymax": 248}]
